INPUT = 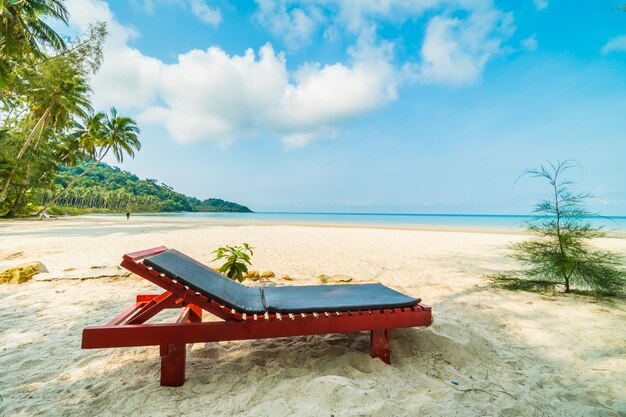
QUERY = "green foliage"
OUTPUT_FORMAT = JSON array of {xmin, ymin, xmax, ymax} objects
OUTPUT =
[
  {"xmin": 0, "ymin": 46, "xmax": 94, "ymax": 208},
  {"xmin": 46, "ymin": 205, "xmax": 94, "ymax": 216},
  {"xmin": 187, "ymin": 197, "xmax": 253, "ymax": 212},
  {"xmin": 0, "ymin": 11, "xmax": 108, "ymax": 217},
  {"xmin": 501, "ymin": 160, "xmax": 626, "ymax": 295},
  {"xmin": 485, "ymin": 272, "xmax": 561, "ymax": 292},
  {"xmin": 0, "ymin": 0, "xmax": 69, "ymax": 85},
  {"xmin": 34, "ymin": 162, "xmax": 252, "ymax": 214},
  {"xmin": 36, "ymin": 107, "xmax": 142, "ymax": 214},
  {"xmin": 212, "ymin": 243, "xmax": 254, "ymax": 282}
]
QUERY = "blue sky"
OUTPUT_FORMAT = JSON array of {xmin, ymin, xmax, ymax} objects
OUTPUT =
[{"xmin": 61, "ymin": 0, "xmax": 626, "ymax": 214}]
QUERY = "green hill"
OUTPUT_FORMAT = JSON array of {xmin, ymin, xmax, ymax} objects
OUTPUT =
[{"xmin": 39, "ymin": 162, "xmax": 252, "ymax": 214}]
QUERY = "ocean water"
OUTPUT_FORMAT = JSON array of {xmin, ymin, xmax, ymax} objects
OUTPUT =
[{"xmin": 125, "ymin": 211, "xmax": 626, "ymax": 231}]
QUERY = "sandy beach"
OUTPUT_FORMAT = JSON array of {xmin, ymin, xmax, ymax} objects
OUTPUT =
[{"xmin": 1, "ymin": 215, "xmax": 625, "ymax": 417}]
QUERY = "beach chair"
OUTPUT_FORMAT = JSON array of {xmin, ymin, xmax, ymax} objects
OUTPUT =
[{"xmin": 81, "ymin": 247, "xmax": 432, "ymax": 386}]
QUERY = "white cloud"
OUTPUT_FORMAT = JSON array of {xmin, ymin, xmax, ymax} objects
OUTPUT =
[
  {"xmin": 91, "ymin": 48, "xmax": 163, "ymax": 111},
  {"xmin": 254, "ymin": 0, "xmax": 323, "ymax": 49},
  {"xmin": 279, "ymin": 59, "xmax": 396, "ymax": 129},
  {"xmin": 188, "ymin": 0, "xmax": 221, "ymax": 26},
  {"xmin": 417, "ymin": 9, "xmax": 513, "ymax": 86},
  {"xmin": 135, "ymin": 0, "xmax": 221, "ymax": 26},
  {"xmin": 282, "ymin": 132, "xmax": 324, "ymax": 149},
  {"xmin": 66, "ymin": 0, "xmax": 137, "ymax": 45},
  {"xmin": 65, "ymin": 0, "xmax": 514, "ymax": 148},
  {"xmin": 329, "ymin": 0, "xmax": 441, "ymax": 33},
  {"xmin": 141, "ymin": 43, "xmax": 397, "ymax": 147},
  {"xmin": 254, "ymin": 0, "xmax": 515, "ymax": 86},
  {"xmin": 602, "ymin": 35, "xmax": 626, "ymax": 55},
  {"xmin": 255, "ymin": 0, "xmax": 442, "ymax": 37},
  {"xmin": 65, "ymin": 0, "xmax": 397, "ymax": 148},
  {"xmin": 521, "ymin": 33, "xmax": 538, "ymax": 51},
  {"xmin": 533, "ymin": 0, "xmax": 549, "ymax": 11},
  {"xmin": 65, "ymin": 0, "xmax": 163, "ymax": 111},
  {"xmin": 139, "ymin": 45, "xmax": 288, "ymax": 145}
]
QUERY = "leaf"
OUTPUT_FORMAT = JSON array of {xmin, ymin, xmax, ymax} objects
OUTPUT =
[{"xmin": 211, "ymin": 242, "xmax": 256, "ymax": 282}]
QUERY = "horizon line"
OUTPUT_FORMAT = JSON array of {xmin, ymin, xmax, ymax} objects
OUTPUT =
[{"xmin": 236, "ymin": 211, "xmax": 626, "ymax": 219}]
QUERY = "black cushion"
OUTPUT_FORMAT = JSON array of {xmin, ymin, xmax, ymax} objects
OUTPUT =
[
  {"xmin": 143, "ymin": 249, "xmax": 420, "ymax": 315},
  {"xmin": 144, "ymin": 249, "xmax": 266, "ymax": 314},
  {"xmin": 263, "ymin": 284, "xmax": 420, "ymax": 314}
]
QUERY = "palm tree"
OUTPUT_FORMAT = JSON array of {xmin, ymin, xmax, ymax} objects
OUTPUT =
[
  {"xmin": 0, "ymin": 57, "xmax": 92, "ymax": 203},
  {"xmin": 0, "ymin": 0, "xmax": 68, "ymax": 83},
  {"xmin": 19, "ymin": 58, "xmax": 93, "ymax": 157},
  {"xmin": 38, "ymin": 108, "xmax": 141, "ymax": 214},
  {"xmin": 99, "ymin": 108, "xmax": 141, "ymax": 164}
]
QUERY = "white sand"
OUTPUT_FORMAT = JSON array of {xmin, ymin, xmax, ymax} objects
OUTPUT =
[{"xmin": 0, "ymin": 215, "xmax": 625, "ymax": 416}]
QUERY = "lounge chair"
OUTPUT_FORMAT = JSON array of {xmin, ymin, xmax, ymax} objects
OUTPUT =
[{"xmin": 81, "ymin": 247, "xmax": 432, "ymax": 386}]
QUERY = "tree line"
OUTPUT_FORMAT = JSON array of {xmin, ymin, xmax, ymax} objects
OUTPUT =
[{"xmin": 37, "ymin": 162, "xmax": 251, "ymax": 213}]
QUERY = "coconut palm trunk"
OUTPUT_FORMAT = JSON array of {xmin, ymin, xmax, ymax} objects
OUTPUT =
[
  {"xmin": 16, "ymin": 107, "xmax": 52, "ymax": 159},
  {"xmin": 0, "ymin": 107, "xmax": 52, "ymax": 203},
  {"xmin": 4, "ymin": 165, "xmax": 33, "ymax": 217}
]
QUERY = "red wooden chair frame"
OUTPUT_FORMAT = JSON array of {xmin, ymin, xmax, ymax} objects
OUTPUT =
[{"xmin": 82, "ymin": 247, "xmax": 432, "ymax": 386}]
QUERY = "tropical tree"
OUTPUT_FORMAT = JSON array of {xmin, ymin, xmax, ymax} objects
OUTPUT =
[
  {"xmin": 99, "ymin": 108, "xmax": 141, "ymax": 164},
  {"xmin": 0, "ymin": 55, "xmax": 92, "ymax": 203},
  {"xmin": 0, "ymin": 0, "xmax": 68, "ymax": 84},
  {"xmin": 490, "ymin": 160, "xmax": 625, "ymax": 294},
  {"xmin": 19, "ymin": 56, "xmax": 92, "ymax": 155},
  {"xmin": 38, "ymin": 108, "xmax": 141, "ymax": 214},
  {"xmin": 0, "ymin": 1, "xmax": 115, "ymax": 217},
  {"xmin": 0, "ymin": 121, "xmax": 60, "ymax": 216}
]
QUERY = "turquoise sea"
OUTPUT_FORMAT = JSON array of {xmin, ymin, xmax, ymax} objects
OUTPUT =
[{"xmin": 125, "ymin": 212, "xmax": 626, "ymax": 231}]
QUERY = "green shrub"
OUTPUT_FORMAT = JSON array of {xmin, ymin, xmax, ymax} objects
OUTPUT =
[
  {"xmin": 212, "ymin": 243, "xmax": 254, "ymax": 282},
  {"xmin": 497, "ymin": 160, "xmax": 625, "ymax": 295}
]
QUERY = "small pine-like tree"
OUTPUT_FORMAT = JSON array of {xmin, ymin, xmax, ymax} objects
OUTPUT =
[{"xmin": 507, "ymin": 160, "xmax": 625, "ymax": 294}]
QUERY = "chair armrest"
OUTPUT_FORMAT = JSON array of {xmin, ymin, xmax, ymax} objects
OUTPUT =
[{"xmin": 123, "ymin": 246, "xmax": 169, "ymax": 262}]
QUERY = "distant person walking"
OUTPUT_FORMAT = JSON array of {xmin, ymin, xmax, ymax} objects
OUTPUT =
[{"xmin": 126, "ymin": 212, "xmax": 130, "ymax": 220}]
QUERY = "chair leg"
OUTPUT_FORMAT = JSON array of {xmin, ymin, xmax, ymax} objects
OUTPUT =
[
  {"xmin": 158, "ymin": 304, "xmax": 201, "ymax": 386},
  {"xmin": 160, "ymin": 344, "xmax": 186, "ymax": 387},
  {"xmin": 370, "ymin": 329, "xmax": 392, "ymax": 364}
]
